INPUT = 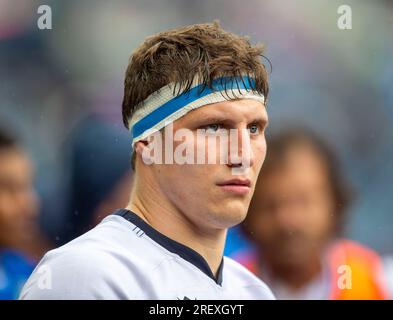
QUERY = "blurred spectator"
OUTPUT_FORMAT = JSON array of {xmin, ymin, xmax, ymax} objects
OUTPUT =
[
  {"xmin": 0, "ymin": 128, "xmax": 47, "ymax": 299},
  {"xmin": 59, "ymin": 115, "xmax": 133, "ymax": 244},
  {"xmin": 237, "ymin": 128, "xmax": 390, "ymax": 299}
]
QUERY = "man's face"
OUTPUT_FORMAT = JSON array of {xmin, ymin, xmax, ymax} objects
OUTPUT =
[
  {"xmin": 247, "ymin": 145, "xmax": 335, "ymax": 268},
  {"xmin": 147, "ymin": 99, "xmax": 268, "ymax": 231},
  {"xmin": 0, "ymin": 148, "xmax": 39, "ymax": 248}
]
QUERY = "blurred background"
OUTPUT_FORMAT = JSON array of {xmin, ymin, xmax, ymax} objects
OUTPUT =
[{"xmin": 0, "ymin": 0, "xmax": 392, "ymax": 299}]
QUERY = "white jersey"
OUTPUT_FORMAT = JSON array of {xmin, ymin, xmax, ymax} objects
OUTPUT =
[{"xmin": 20, "ymin": 209, "xmax": 275, "ymax": 300}]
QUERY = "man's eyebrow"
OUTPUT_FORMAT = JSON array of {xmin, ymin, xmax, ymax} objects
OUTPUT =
[
  {"xmin": 251, "ymin": 115, "xmax": 269, "ymax": 124},
  {"xmin": 193, "ymin": 116, "xmax": 229, "ymax": 124},
  {"xmin": 204, "ymin": 116, "xmax": 229, "ymax": 122},
  {"xmin": 192, "ymin": 114, "xmax": 269, "ymax": 126}
]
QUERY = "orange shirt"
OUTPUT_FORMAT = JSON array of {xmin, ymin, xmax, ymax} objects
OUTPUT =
[
  {"xmin": 236, "ymin": 239, "xmax": 388, "ymax": 300},
  {"xmin": 327, "ymin": 240, "xmax": 388, "ymax": 299}
]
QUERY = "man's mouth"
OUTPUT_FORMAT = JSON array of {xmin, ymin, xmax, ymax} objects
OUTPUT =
[{"xmin": 216, "ymin": 178, "xmax": 251, "ymax": 195}]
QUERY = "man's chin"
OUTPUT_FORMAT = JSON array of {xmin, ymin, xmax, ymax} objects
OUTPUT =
[{"xmin": 213, "ymin": 208, "xmax": 248, "ymax": 229}]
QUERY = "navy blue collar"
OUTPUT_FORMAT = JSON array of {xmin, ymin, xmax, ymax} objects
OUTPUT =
[{"xmin": 113, "ymin": 209, "xmax": 224, "ymax": 286}]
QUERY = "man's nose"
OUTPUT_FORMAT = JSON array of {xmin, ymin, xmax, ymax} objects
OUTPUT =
[{"xmin": 227, "ymin": 128, "xmax": 255, "ymax": 168}]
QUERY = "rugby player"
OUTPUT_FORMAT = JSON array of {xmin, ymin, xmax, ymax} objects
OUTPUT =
[{"xmin": 20, "ymin": 22, "xmax": 274, "ymax": 299}]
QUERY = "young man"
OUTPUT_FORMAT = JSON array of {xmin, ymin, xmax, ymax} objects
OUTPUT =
[{"xmin": 20, "ymin": 22, "xmax": 274, "ymax": 299}]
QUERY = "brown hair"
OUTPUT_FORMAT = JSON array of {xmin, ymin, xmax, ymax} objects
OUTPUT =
[
  {"xmin": 122, "ymin": 21, "xmax": 270, "ymax": 129},
  {"xmin": 0, "ymin": 128, "xmax": 18, "ymax": 151}
]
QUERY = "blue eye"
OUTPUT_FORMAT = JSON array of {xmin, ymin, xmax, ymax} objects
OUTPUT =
[
  {"xmin": 248, "ymin": 124, "xmax": 259, "ymax": 134},
  {"xmin": 205, "ymin": 124, "xmax": 221, "ymax": 133}
]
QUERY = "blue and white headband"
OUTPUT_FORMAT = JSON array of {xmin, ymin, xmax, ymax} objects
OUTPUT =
[{"xmin": 128, "ymin": 76, "xmax": 265, "ymax": 146}]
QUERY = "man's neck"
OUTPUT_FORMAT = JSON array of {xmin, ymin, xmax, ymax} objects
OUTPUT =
[{"xmin": 126, "ymin": 176, "xmax": 226, "ymax": 278}]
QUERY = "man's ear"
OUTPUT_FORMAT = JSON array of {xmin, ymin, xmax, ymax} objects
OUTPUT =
[
  {"xmin": 134, "ymin": 140, "xmax": 149, "ymax": 155},
  {"xmin": 134, "ymin": 132, "xmax": 164, "ymax": 166},
  {"xmin": 134, "ymin": 140, "xmax": 157, "ymax": 166}
]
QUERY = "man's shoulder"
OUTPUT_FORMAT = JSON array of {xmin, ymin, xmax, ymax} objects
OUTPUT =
[
  {"xmin": 19, "ymin": 214, "xmax": 161, "ymax": 299},
  {"xmin": 223, "ymin": 256, "xmax": 275, "ymax": 299},
  {"xmin": 52, "ymin": 214, "xmax": 163, "ymax": 260},
  {"xmin": 45, "ymin": 213, "xmax": 171, "ymax": 273},
  {"xmin": 41, "ymin": 215, "xmax": 135, "ymax": 263}
]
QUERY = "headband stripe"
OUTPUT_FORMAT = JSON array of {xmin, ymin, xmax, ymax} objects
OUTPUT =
[{"xmin": 129, "ymin": 76, "xmax": 263, "ymax": 144}]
